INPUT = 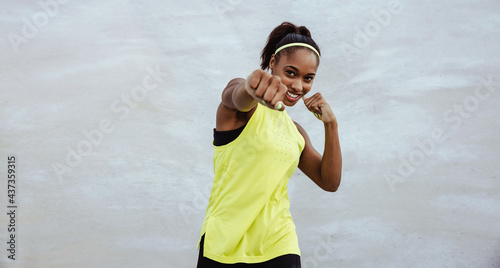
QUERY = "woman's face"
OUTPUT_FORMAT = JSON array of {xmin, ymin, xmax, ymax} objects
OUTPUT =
[{"xmin": 270, "ymin": 48, "xmax": 319, "ymax": 107}]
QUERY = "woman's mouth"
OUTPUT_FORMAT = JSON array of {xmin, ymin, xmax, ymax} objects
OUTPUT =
[{"xmin": 286, "ymin": 91, "xmax": 301, "ymax": 102}]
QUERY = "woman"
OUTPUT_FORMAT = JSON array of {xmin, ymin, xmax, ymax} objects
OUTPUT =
[{"xmin": 197, "ymin": 22, "xmax": 342, "ymax": 267}]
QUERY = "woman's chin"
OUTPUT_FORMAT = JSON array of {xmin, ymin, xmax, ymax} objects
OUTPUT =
[{"xmin": 283, "ymin": 98, "xmax": 300, "ymax": 107}]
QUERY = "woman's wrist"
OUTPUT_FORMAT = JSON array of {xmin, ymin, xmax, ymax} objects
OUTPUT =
[{"xmin": 323, "ymin": 120, "xmax": 338, "ymax": 129}]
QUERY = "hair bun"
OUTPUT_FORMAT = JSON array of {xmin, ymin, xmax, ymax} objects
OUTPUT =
[{"xmin": 297, "ymin": 26, "xmax": 311, "ymax": 38}]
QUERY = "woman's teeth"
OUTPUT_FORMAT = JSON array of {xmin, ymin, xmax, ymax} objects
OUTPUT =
[{"xmin": 287, "ymin": 91, "xmax": 299, "ymax": 98}]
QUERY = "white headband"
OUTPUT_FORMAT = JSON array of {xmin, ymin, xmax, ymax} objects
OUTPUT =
[{"xmin": 274, "ymin": 42, "xmax": 320, "ymax": 58}]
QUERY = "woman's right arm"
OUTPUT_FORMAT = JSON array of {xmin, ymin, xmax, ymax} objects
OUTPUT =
[
  {"xmin": 221, "ymin": 78, "xmax": 257, "ymax": 112},
  {"xmin": 216, "ymin": 78, "xmax": 256, "ymax": 132}
]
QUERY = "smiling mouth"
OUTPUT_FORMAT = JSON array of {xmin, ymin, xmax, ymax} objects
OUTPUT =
[{"xmin": 286, "ymin": 91, "xmax": 301, "ymax": 101}]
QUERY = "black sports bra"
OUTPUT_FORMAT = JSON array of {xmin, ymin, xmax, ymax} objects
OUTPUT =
[{"xmin": 213, "ymin": 124, "xmax": 247, "ymax": 146}]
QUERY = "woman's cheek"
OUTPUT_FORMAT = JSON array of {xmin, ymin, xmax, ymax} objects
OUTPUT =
[{"xmin": 303, "ymin": 84, "xmax": 312, "ymax": 94}]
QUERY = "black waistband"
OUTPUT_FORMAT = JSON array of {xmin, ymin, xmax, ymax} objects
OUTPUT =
[{"xmin": 197, "ymin": 234, "xmax": 301, "ymax": 267}]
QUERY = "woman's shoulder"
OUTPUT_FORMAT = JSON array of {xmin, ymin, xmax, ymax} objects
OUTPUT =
[
  {"xmin": 293, "ymin": 121, "xmax": 310, "ymax": 139},
  {"xmin": 216, "ymin": 98, "xmax": 257, "ymax": 132},
  {"xmin": 293, "ymin": 121, "xmax": 304, "ymax": 133}
]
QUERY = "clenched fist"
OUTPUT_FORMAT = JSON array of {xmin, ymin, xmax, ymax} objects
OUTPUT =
[
  {"xmin": 245, "ymin": 69, "xmax": 286, "ymax": 111},
  {"xmin": 303, "ymin": 93, "xmax": 337, "ymax": 124}
]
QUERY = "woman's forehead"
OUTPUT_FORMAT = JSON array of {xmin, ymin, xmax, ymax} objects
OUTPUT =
[{"xmin": 279, "ymin": 49, "xmax": 319, "ymax": 73}]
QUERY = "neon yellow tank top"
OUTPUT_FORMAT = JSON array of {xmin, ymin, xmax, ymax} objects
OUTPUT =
[{"xmin": 198, "ymin": 103, "xmax": 305, "ymax": 264}]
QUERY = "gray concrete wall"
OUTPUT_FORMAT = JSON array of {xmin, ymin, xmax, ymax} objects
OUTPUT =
[{"xmin": 1, "ymin": 0, "xmax": 499, "ymax": 267}]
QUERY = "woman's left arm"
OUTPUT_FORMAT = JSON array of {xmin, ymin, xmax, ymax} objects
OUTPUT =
[{"xmin": 296, "ymin": 93, "xmax": 342, "ymax": 192}]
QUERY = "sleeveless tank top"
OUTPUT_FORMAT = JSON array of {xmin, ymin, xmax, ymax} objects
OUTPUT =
[{"xmin": 198, "ymin": 103, "xmax": 305, "ymax": 264}]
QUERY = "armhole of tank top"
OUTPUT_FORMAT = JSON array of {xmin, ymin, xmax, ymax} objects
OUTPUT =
[
  {"xmin": 213, "ymin": 103, "xmax": 261, "ymax": 148},
  {"xmin": 213, "ymin": 123, "xmax": 246, "ymax": 146}
]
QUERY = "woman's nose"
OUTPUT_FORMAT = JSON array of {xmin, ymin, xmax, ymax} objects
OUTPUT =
[{"xmin": 291, "ymin": 79, "xmax": 302, "ymax": 92}]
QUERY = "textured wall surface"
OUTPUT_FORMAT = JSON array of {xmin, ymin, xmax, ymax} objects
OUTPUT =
[{"xmin": 1, "ymin": 0, "xmax": 499, "ymax": 267}]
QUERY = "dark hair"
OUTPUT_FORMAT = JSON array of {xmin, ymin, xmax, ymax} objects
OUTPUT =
[{"xmin": 260, "ymin": 22, "xmax": 321, "ymax": 70}]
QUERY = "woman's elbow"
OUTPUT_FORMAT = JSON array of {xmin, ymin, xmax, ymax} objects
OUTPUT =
[
  {"xmin": 324, "ymin": 185, "xmax": 339, "ymax": 193},
  {"xmin": 323, "ymin": 176, "xmax": 341, "ymax": 192}
]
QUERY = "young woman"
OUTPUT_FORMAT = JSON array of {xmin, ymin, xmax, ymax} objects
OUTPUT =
[{"xmin": 197, "ymin": 22, "xmax": 342, "ymax": 268}]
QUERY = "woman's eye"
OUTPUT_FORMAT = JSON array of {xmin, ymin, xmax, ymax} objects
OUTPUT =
[
  {"xmin": 305, "ymin": 77, "xmax": 313, "ymax": 82},
  {"xmin": 286, "ymin": 71, "xmax": 295, "ymax": 76}
]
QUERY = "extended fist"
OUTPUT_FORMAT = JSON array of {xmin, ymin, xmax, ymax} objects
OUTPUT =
[{"xmin": 245, "ymin": 69, "xmax": 286, "ymax": 111}]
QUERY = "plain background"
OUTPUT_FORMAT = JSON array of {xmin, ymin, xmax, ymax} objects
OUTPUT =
[{"xmin": 1, "ymin": 0, "xmax": 499, "ymax": 267}]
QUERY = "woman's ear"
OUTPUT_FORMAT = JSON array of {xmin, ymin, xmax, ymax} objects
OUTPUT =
[{"xmin": 269, "ymin": 54, "xmax": 276, "ymax": 71}]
